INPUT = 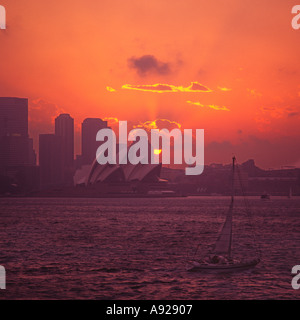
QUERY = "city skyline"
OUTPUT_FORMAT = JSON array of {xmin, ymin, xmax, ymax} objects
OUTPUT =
[
  {"xmin": 0, "ymin": 95, "xmax": 300, "ymax": 171},
  {"xmin": 0, "ymin": 1, "xmax": 300, "ymax": 169}
]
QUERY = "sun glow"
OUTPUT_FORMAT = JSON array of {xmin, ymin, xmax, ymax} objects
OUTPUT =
[{"xmin": 154, "ymin": 149, "xmax": 162, "ymax": 155}]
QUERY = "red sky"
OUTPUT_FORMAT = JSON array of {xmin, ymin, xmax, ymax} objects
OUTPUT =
[{"xmin": 0, "ymin": 0, "xmax": 300, "ymax": 168}]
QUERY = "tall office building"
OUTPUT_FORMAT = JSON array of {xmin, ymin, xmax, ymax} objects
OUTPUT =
[
  {"xmin": 0, "ymin": 97, "xmax": 38, "ymax": 192},
  {"xmin": 39, "ymin": 134, "xmax": 62, "ymax": 188},
  {"xmin": 0, "ymin": 136, "xmax": 31, "ymax": 167},
  {"xmin": 81, "ymin": 118, "xmax": 108, "ymax": 165},
  {"xmin": 0, "ymin": 97, "xmax": 36, "ymax": 167},
  {"xmin": 55, "ymin": 114, "xmax": 74, "ymax": 185},
  {"xmin": 0, "ymin": 97, "xmax": 28, "ymax": 138}
]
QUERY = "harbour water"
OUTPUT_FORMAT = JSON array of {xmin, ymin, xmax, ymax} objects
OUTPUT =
[{"xmin": 0, "ymin": 196, "xmax": 299, "ymax": 299}]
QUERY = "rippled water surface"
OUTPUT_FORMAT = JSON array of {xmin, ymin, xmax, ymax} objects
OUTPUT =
[{"xmin": 0, "ymin": 197, "xmax": 299, "ymax": 299}]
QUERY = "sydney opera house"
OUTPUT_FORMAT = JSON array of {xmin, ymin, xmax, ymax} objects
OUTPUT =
[{"xmin": 74, "ymin": 145, "xmax": 173, "ymax": 196}]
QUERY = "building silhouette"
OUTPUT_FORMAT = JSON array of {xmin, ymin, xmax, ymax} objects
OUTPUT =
[
  {"xmin": 55, "ymin": 114, "xmax": 74, "ymax": 185},
  {"xmin": 0, "ymin": 97, "xmax": 28, "ymax": 138},
  {"xmin": 0, "ymin": 97, "xmax": 38, "ymax": 193},
  {"xmin": 81, "ymin": 118, "xmax": 108, "ymax": 166},
  {"xmin": 39, "ymin": 134, "xmax": 62, "ymax": 188}
]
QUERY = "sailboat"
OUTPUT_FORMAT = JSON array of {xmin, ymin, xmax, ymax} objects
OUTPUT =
[
  {"xmin": 188, "ymin": 157, "xmax": 261, "ymax": 272},
  {"xmin": 288, "ymin": 187, "xmax": 292, "ymax": 199},
  {"xmin": 261, "ymin": 193, "xmax": 270, "ymax": 200}
]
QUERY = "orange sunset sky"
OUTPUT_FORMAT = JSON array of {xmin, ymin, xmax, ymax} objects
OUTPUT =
[{"xmin": 0, "ymin": 0, "xmax": 300, "ymax": 168}]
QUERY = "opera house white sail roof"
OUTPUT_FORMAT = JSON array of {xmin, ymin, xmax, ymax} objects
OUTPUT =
[{"xmin": 74, "ymin": 145, "xmax": 162, "ymax": 186}]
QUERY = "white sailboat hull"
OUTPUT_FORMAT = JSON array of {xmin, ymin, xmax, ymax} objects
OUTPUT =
[{"xmin": 187, "ymin": 259, "xmax": 260, "ymax": 272}]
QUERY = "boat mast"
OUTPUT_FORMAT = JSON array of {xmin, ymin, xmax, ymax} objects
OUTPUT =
[
  {"xmin": 227, "ymin": 156, "xmax": 235, "ymax": 258},
  {"xmin": 231, "ymin": 156, "xmax": 236, "ymax": 206}
]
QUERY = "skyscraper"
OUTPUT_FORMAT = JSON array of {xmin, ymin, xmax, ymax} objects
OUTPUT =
[
  {"xmin": 39, "ymin": 134, "xmax": 62, "ymax": 188},
  {"xmin": 81, "ymin": 118, "xmax": 108, "ymax": 165},
  {"xmin": 0, "ymin": 97, "xmax": 38, "ymax": 193},
  {"xmin": 0, "ymin": 97, "xmax": 36, "ymax": 167},
  {"xmin": 0, "ymin": 97, "xmax": 28, "ymax": 138},
  {"xmin": 55, "ymin": 114, "xmax": 74, "ymax": 185}
]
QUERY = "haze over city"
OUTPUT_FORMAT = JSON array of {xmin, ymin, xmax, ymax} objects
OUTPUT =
[
  {"xmin": 1, "ymin": 1, "xmax": 300, "ymax": 302},
  {"xmin": 1, "ymin": 0, "xmax": 300, "ymax": 169}
]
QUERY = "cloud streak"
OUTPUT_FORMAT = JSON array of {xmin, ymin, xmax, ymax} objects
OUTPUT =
[
  {"xmin": 103, "ymin": 117, "xmax": 119, "ymax": 124},
  {"xmin": 134, "ymin": 119, "xmax": 182, "ymax": 130},
  {"xmin": 106, "ymin": 86, "xmax": 116, "ymax": 92},
  {"xmin": 187, "ymin": 101, "xmax": 230, "ymax": 111},
  {"xmin": 122, "ymin": 82, "xmax": 212, "ymax": 93},
  {"xmin": 260, "ymin": 106, "xmax": 299, "ymax": 119},
  {"xmin": 218, "ymin": 87, "xmax": 232, "ymax": 92}
]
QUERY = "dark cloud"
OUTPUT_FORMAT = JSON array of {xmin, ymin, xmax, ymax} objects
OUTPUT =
[
  {"xmin": 288, "ymin": 112, "xmax": 299, "ymax": 117},
  {"xmin": 277, "ymin": 67, "xmax": 298, "ymax": 77},
  {"xmin": 128, "ymin": 55, "xmax": 171, "ymax": 76}
]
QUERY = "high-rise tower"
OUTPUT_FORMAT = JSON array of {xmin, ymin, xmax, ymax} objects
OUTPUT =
[
  {"xmin": 0, "ymin": 97, "xmax": 36, "ymax": 167},
  {"xmin": 81, "ymin": 118, "xmax": 108, "ymax": 166},
  {"xmin": 55, "ymin": 114, "xmax": 74, "ymax": 185}
]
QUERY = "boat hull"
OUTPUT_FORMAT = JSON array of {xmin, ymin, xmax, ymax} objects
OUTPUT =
[
  {"xmin": 261, "ymin": 194, "xmax": 270, "ymax": 200},
  {"xmin": 187, "ymin": 259, "xmax": 260, "ymax": 272}
]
